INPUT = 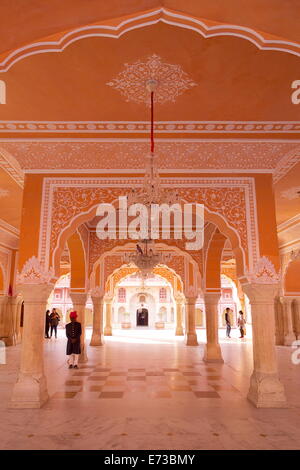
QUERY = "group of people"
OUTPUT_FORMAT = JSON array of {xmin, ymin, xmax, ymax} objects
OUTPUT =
[
  {"xmin": 45, "ymin": 308, "xmax": 61, "ymax": 339},
  {"xmin": 225, "ymin": 308, "xmax": 246, "ymax": 339},
  {"xmin": 45, "ymin": 306, "xmax": 245, "ymax": 370}
]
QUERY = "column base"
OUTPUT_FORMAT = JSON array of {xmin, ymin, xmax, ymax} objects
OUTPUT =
[
  {"xmin": 203, "ymin": 343, "xmax": 224, "ymax": 363},
  {"xmin": 186, "ymin": 333, "xmax": 198, "ymax": 346},
  {"xmin": 247, "ymin": 371, "xmax": 287, "ymax": 408},
  {"xmin": 79, "ymin": 342, "xmax": 88, "ymax": 363},
  {"xmin": 283, "ymin": 334, "xmax": 296, "ymax": 346},
  {"xmin": 175, "ymin": 327, "xmax": 184, "ymax": 336},
  {"xmin": 90, "ymin": 333, "xmax": 104, "ymax": 346},
  {"xmin": 10, "ymin": 373, "xmax": 49, "ymax": 409},
  {"xmin": 104, "ymin": 327, "xmax": 112, "ymax": 336}
]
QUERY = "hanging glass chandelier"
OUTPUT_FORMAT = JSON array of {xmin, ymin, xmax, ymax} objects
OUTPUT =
[
  {"xmin": 123, "ymin": 239, "xmax": 172, "ymax": 278},
  {"xmin": 124, "ymin": 79, "xmax": 174, "ymax": 277},
  {"xmin": 127, "ymin": 79, "xmax": 179, "ymax": 207}
]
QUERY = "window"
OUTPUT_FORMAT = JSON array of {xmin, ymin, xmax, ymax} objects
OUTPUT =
[
  {"xmin": 159, "ymin": 288, "xmax": 167, "ymax": 301},
  {"xmin": 118, "ymin": 287, "xmax": 126, "ymax": 303},
  {"xmin": 0, "ymin": 81, "xmax": 6, "ymax": 104}
]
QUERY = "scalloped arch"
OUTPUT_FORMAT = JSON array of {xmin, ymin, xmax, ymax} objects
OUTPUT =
[{"xmin": 0, "ymin": 7, "xmax": 299, "ymax": 73}]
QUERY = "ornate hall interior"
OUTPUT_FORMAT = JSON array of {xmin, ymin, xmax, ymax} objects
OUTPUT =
[{"xmin": 0, "ymin": 0, "xmax": 299, "ymax": 451}]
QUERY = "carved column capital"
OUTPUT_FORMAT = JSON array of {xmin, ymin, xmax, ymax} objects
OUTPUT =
[
  {"xmin": 16, "ymin": 283, "xmax": 54, "ymax": 303},
  {"xmin": 204, "ymin": 292, "xmax": 221, "ymax": 304},
  {"xmin": 280, "ymin": 296, "xmax": 294, "ymax": 306},
  {"xmin": 91, "ymin": 295, "xmax": 104, "ymax": 306},
  {"xmin": 185, "ymin": 296, "xmax": 197, "ymax": 305},
  {"xmin": 242, "ymin": 283, "xmax": 279, "ymax": 303},
  {"xmin": 69, "ymin": 291, "xmax": 87, "ymax": 305}
]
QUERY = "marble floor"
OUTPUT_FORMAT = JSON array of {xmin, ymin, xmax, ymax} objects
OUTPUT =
[{"xmin": 0, "ymin": 327, "xmax": 300, "ymax": 450}]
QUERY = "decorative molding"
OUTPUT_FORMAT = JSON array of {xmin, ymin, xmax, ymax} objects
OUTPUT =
[
  {"xmin": 0, "ymin": 7, "xmax": 300, "ymax": 73},
  {"xmin": 107, "ymin": 54, "xmax": 196, "ymax": 106},
  {"xmin": 0, "ymin": 148, "xmax": 24, "ymax": 188},
  {"xmin": 0, "ymin": 121, "xmax": 299, "ymax": 134},
  {"xmin": 0, "ymin": 222, "xmax": 19, "ymax": 249},
  {"xmin": 37, "ymin": 177, "xmax": 258, "ymax": 279},
  {"xmin": 273, "ymin": 149, "xmax": 300, "ymax": 183},
  {"xmin": 246, "ymin": 256, "xmax": 280, "ymax": 284},
  {"xmin": 279, "ymin": 239, "xmax": 300, "ymax": 254},
  {"xmin": 277, "ymin": 214, "xmax": 300, "ymax": 254},
  {"xmin": 278, "ymin": 214, "xmax": 300, "ymax": 233},
  {"xmin": 17, "ymin": 256, "xmax": 54, "ymax": 285},
  {"xmin": 1, "ymin": 140, "xmax": 299, "ymax": 173}
]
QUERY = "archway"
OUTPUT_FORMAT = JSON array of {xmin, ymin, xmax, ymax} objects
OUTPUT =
[{"xmin": 52, "ymin": 201, "xmax": 247, "ymax": 282}]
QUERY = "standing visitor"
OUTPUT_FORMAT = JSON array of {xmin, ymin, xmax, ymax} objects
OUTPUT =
[
  {"xmin": 45, "ymin": 310, "xmax": 51, "ymax": 338},
  {"xmin": 225, "ymin": 307, "xmax": 232, "ymax": 338},
  {"xmin": 50, "ymin": 308, "xmax": 60, "ymax": 338},
  {"xmin": 237, "ymin": 310, "xmax": 246, "ymax": 338},
  {"xmin": 66, "ymin": 311, "xmax": 82, "ymax": 369}
]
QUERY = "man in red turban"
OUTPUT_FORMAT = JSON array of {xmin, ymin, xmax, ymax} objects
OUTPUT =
[{"xmin": 65, "ymin": 311, "xmax": 82, "ymax": 369}]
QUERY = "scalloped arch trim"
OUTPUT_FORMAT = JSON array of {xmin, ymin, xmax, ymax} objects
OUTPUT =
[{"xmin": 0, "ymin": 7, "xmax": 299, "ymax": 73}]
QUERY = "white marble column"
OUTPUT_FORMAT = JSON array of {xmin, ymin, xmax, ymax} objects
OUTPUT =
[
  {"xmin": 175, "ymin": 297, "xmax": 184, "ymax": 336},
  {"xmin": 203, "ymin": 292, "xmax": 224, "ymax": 363},
  {"xmin": 104, "ymin": 297, "xmax": 113, "ymax": 336},
  {"xmin": 243, "ymin": 283, "xmax": 287, "ymax": 408},
  {"xmin": 185, "ymin": 297, "xmax": 198, "ymax": 346},
  {"xmin": 69, "ymin": 291, "xmax": 88, "ymax": 362},
  {"xmin": 10, "ymin": 283, "xmax": 53, "ymax": 409},
  {"xmin": 90, "ymin": 292, "xmax": 104, "ymax": 346},
  {"xmin": 280, "ymin": 296, "xmax": 296, "ymax": 346}
]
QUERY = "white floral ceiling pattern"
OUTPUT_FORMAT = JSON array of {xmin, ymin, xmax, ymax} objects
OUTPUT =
[
  {"xmin": 1, "ymin": 141, "xmax": 299, "ymax": 175},
  {"xmin": 107, "ymin": 54, "xmax": 196, "ymax": 106}
]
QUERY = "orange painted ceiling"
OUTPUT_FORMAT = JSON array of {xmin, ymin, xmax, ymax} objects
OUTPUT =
[
  {"xmin": 1, "ymin": 0, "xmax": 300, "ymax": 56},
  {"xmin": 0, "ymin": 22, "xmax": 299, "ymax": 123},
  {"xmin": 0, "ymin": 167, "xmax": 23, "ymax": 229},
  {"xmin": 275, "ymin": 161, "xmax": 300, "ymax": 225},
  {"xmin": 0, "ymin": 1, "xmax": 299, "ymax": 242}
]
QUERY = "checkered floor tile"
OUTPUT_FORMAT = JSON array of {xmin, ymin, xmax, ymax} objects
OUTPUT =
[{"xmin": 51, "ymin": 362, "xmax": 241, "ymax": 400}]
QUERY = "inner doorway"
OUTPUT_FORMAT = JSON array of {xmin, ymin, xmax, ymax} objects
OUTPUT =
[{"xmin": 136, "ymin": 305, "xmax": 149, "ymax": 326}]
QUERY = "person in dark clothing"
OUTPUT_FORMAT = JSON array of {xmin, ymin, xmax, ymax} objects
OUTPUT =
[
  {"xmin": 45, "ymin": 310, "xmax": 51, "ymax": 338},
  {"xmin": 66, "ymin": 311, "xmax": 82, "ymax": 369},
  {"xmin": 237, "ymin": 310, "xmax": 246, "ymax": 338},
  {"xmin": 50, "ymin": 308, "xmax": 60, "ymax": 338},
  {"xmin": 225, "ymin": 307, "xmax": 232, "ymax": 338}
]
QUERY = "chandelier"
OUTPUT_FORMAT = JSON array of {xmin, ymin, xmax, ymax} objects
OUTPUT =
[
  {"xmin": 124, "ymin": 79, "xmax": 174, "ymax": 276},
  {"xmin": 123, "ymin": 239, "xmax": 172, "ymax": 278},
  {"xmin": 127, "ymin": 79, "xmax": 179, "ymax": 207}
]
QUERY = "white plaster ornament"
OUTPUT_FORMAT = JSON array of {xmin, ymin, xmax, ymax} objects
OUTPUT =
[
  {"xmin": 246, "ymin": 256, "xmax": 280, "ymax": 284},
  {"xmin": 107, "ymin": 54, "xmax": 196, "ymax": 106},
  {"xmin": 17, "ymin": 256, "xmax": 54, "ymax": 284}
]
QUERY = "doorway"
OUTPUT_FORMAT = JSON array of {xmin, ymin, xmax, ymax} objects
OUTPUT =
[{"xmin": 136, "ymin": 307, "xmax": 149, "ymax": 326}]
